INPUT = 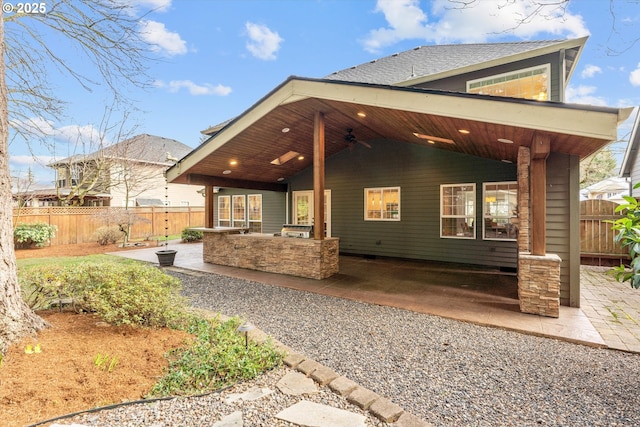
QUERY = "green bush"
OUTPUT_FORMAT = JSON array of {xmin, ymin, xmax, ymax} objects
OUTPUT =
[
  {"xmin": 19, "ymin": 261, "xmax": 191, "ymax": 328},
  {"xmin": 181, "ymin": 227, "xmax": 204, "ymax": 242},
  {"xmin": 93, "ymin": 226, "xmax": 125, "ymax": 246},
  {"xmin": 14, "ymin": 222, "xmax": 57, "ymax": 248}
]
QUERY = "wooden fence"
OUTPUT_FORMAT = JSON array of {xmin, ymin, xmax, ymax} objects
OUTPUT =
[
  {"xmin": 12, "ymin": 206, "xmax": 205, "ymax": 245},
  {"xmin": 580, "ymin": 199, "xmax": 629, "ymax": 266}
]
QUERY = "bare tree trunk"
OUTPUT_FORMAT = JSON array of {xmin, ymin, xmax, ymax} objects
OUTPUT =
[{"xmin": 0, "ymin": 7, "xmax": 47, "ymax": 354}]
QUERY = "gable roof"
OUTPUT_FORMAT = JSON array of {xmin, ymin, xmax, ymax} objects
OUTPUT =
[
  {"xmin": 326, "ymin": 38, "xmax": 586, "ymax": 87},
  {"xmin": 50, "ymin": 134, "xmax": 192, "ymax": 167},
  {"xmin": 167, "ymin": 76, "xmax": 630, "ymax": 189}
]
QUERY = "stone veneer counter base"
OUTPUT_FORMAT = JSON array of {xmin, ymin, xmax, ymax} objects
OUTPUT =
[{"xmin": 201, "ymin": 228, "xmax": 339, "ymax": 280}]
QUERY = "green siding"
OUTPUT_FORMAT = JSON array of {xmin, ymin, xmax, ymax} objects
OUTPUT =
[
  {"xmin": 289, "ymin": 140, "xmax": 518, "ymax": 268},
  {"xmin": 546, "ymin": 152, "xmax": 577, "ymax": 306}
]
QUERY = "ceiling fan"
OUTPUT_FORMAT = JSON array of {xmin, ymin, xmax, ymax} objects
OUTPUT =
[{"xmin": 343, "ymin": 128, "xmax": 372, "ymax": 149}]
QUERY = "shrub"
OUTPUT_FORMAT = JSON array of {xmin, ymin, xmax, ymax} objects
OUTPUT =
[
  {"xmin": 19, "ymin": 260, "xmax": 191, "ymax": 328},
  {"xmin": 181, "ymin": 227, "xmax": 204, "ymax": 242},
  {"xmin": 14, "ymin": 222, "xmax": 57, "ymax": 248},
  {"xmin": 93, "ymin": 226, "xmax": 124, "ymax": 246}
]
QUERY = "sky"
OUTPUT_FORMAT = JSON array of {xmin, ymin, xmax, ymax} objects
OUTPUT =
[{"xmin": 6, "ymin": 0, "xmax": 640, "ymax": 187}]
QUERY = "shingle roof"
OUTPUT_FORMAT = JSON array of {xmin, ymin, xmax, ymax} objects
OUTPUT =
[
  {"xmin": 51, "ymin": 134, "xmax": 192, "ymax": 166},
  {"xmin": 325, "ymin": 40, "xmax": 575, "ymax": 85}
]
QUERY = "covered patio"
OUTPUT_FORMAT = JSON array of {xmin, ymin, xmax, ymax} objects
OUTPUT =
[{"xmin": 114, "ymin": 240, "xmax": 604, "ymax": 347}]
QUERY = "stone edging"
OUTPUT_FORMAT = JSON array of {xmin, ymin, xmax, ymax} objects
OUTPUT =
[{"xmin": 246, "ymin": 322, "xmax": 431, "ymax": 427}]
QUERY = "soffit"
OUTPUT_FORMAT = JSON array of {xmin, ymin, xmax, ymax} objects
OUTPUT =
[{"xmin": 168, "ymin": 78, "xmax": 627, "ymax": 187}]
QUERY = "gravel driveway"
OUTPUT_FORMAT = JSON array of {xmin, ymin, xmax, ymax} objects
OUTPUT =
[{"xmin": 176, "ymin": 270, "xmax": 640, "ymax": 426}]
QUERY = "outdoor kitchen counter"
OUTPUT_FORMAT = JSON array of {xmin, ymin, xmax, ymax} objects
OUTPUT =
[{"xmin": 198, "ymin": 228, "xmax": 339, "ymax": 280}]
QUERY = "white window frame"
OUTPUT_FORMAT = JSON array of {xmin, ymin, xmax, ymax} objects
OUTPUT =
[
  {"xmin": 364, "ymin": 187, "xmax": 401, "ymax": 221},
  {"xmin": 483, "ymin": 181, "xmax": 518, "ymax": 241},
  {"xmin": 217, "ymin": 195, "xmax": 231, "ymax": 227},
  {"xmin": 248, "ymin": 194, "xmax": 262, "ymax": 233},
  {"xmin": 467, "ymin": 64, "xmax": 550, "ymax": 101},
  {"xmin": 440, "ymin": 183, "xmax": 476, "ymax": 239},
  {"xmin": 232, "ymin": 195, "xmax": 246, "ymax": 228}
]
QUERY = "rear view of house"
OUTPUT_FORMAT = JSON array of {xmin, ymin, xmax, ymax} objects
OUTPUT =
[{"xmin": 167, "ymin": 37, "xmax": 632, "ymax": 318}]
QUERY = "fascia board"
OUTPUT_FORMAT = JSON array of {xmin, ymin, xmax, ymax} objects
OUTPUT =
[
  {"xmin": 166, "ymin": 80, "xmax": 297, "ymax": 183},
  {"xmin": 395, "ymin": 37, "xmax": 588, "ymax": 88},
  {"xmin": 292, "ymin": 79, "xmax": 628, "ymax": 141}
]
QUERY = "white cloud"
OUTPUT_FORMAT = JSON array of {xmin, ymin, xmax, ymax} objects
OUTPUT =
[
  {"xmin": 9, "ymin": 154, "xmax": 54, "ymax": 167},
  {"xmin": 363, "ymin": 0, "xmax": 590, "ymax": 53},
  {"xmin": 581, "ymin": 65, "xmax": 602, "ymax": 79},
  {"xmin": 11, "ymin": 117, "xmax": 105, "ymax": 146},
  {"xmin": 139, "ymin": 19, "xmax": 187, "ymax": 56},
  {"xmin": 154, "ymin": 80, "xmax": 232, "ymax": 96},
  {"xmin": 630, "ymin": 63, "xmax": 640, "ymax": 87},
  {"xmin": 245, "ymin": 22, "xmax": 283, "ymax": 61},
  {"xmin": 565, "ymin": 85, "xmax": 608, "ymax": 106}
]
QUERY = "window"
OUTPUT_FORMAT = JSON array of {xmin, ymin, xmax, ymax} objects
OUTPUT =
[
  {"xmin": 180, "ymin": 201, "xmax": 189, "ymax": 207},
  {"xmin": 467, "ymin": 64, "xmax": 550, "ymax": 101},
  {"xmin": 248, "ymin": 194, "xmax": 262, "ymax": 233},
  {"xmin": 483, "ymin": 182, "xmax": 518, "ymax": 240},
  {"xmin": 218, "ymin": 195, "xmax": 231, "ymax": 227},
  {"xmin": 441, "ymin": 184, "xmax": 475, "ymax": 239},
  {"xmin": 364, "ymin": 187, "xmax": 400, "ymax": 221},
  {"xmin": 232, "ymin": 195, "xmax": 246, "ymax": 228}
]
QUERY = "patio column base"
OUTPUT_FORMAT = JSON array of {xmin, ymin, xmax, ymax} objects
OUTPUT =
[{"xmin": 518, "ymin": 252, "xmax": 561, "ymax": 318}]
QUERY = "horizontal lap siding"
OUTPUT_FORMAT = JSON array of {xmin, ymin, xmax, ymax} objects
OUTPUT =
[
  {"xmin": 545, "ymin": 153, "xmax": 574, "ymax": 305},
  {"xmin": 290, "ymin": 140, "xmax": 518, "ymax": 268}
]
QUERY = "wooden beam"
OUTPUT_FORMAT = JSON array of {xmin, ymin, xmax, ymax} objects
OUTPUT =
[
  {"xmin": 186, "ymin": 174, "xmax": 287, "ymax": 192},
  {"xmin": 204, "ymin": 185, "xmax": 214, "ymax": 228},
  {"xmin": 313, "ymin": 111, "xmax": 325, "ymax": 240},
  {"xmin": 530, "ymin": 133, "xmax": 551, "ymax": 255}
]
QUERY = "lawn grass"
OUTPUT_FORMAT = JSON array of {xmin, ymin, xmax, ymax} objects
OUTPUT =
[{"xmin": 17, "ymin": 254, "xmax": 142, "ymax": 270}]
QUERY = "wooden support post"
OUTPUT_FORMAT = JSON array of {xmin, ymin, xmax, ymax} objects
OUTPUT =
[
  {"xmin": 530, "ymin": 133, "xmax": 550, "ymax": 256},
  {"xmin": 313, "ymin": 111, "xmax": 325, "ymax": 240},
  {"xmin": 204, "ymin": 185, "xmax": 214, "ymax": 228}
]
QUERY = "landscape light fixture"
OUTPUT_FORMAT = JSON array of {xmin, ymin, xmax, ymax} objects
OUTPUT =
[{"xmin": 237, "ymin": 322, "xmax": 254, "ymax": 349}]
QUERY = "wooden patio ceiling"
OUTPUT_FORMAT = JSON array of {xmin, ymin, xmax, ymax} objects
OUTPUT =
[{"xmin": 168, "ymin": 78, "xmax": 629, "ymax": 190}]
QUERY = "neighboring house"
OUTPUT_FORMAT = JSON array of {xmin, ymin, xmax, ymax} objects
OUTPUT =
[
  {"xmin": 19, "ymin": 134, "xmax": 204, "ymax": 207},
  {"xmin": 167, "ymin": 37, "xmax": 632, "ymax": 317},
  {"xmin": 619, "ymin": 108, "xmax": 640, "ymax": 196},
  {"xmin": 580, "ymin": 176, "xmax": 630, "ymax": 204}
]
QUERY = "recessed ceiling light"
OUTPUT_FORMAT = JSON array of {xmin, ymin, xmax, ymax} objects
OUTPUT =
[
  {"xmin": 281, "ymin": 127, "xmax": 290, "ymax": 133},
  {"xmin": 298, "ymin": 155, "xmax": 305, "ymax": 160},
  {"xmin": 498, "ymin": 138, "xmax": 514, "ymax": 144},
  {"xmin": 501, "ymin": 159, "xmax": 513, "ymax": 163},
  {"xmin": 357, "ymin": 112, "xmax": 366, "ymax": 118},
  {"xmin": 223, "ymin": 170, "xmax": 232, "ymax": 174},
  {"xmin": 277, "ymin": 177, "xmax": 285, "ymax": 182},
  {"xmin": 229, "ymin": 160, "xmax": 238, "ymax": 166},
  {"xmin": 458, "ymin": 129, "xmax": 470, "ymax": 134}
]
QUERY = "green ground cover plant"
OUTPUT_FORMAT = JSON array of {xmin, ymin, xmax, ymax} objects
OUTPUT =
[{"xmin": 149, "ymin": 315, "xmax": 283, "ymax": 397}]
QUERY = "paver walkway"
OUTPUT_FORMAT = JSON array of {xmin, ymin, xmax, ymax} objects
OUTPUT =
[{"xmin": 580, "ymin": 265, "xmax": 640, "ymax": 353}]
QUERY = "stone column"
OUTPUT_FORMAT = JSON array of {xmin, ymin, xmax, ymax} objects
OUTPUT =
[{"xmin": 518, "ymin": 253, "xmax": 561, "ymax": 317}]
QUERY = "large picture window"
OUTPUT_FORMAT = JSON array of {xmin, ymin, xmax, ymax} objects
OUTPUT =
[
  {"xmin": 232, "ymin": 195, "xmax": 246, "ymax": 228},
  {"xmin": 483, "ymin": 182, "xmax": 518, "ymax": 240},
  {"xmin": 218, "ymin": 195, "xmax": 230, "ymax": 227},
  {"xmin": 248, "ymin": 194, "xmax": 262, "ymax": 233},
  {"xmin": 467, "ymin": 64, "xmax": 550, "ymax": 101},
  {"xmin": 364, "ymin": 187, "xmax": 400, "ymax": 221},
  {"xmin": 441, "ymin": 184, "xmax": 475, "ymax": 239}
]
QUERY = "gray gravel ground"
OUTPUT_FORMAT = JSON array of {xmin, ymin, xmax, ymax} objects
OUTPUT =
[{"xmin": 173, "ymin": 270, "xmax": 640, "ymax": 427}]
